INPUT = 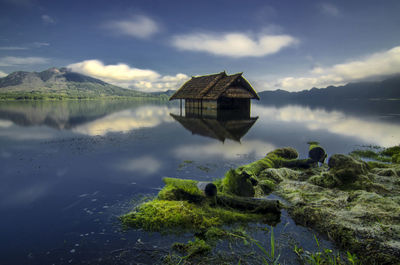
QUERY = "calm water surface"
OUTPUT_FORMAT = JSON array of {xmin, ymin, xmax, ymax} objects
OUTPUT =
[{"xmin": 1, "ymin": 100, "xmax": 400, "ymax": 264}]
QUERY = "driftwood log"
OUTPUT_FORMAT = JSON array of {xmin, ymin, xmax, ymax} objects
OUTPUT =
[
  {"xmin": 216, "ymin": 195, "xmax": 280, "ymax": 214},
  {"xmin": 280, "ymin": 158, "xmax": 318, "ymax": 169},
  {"xmin": 238, "ymin": 147, "xmax": 316, "ymax": 178},
  {"xmin": 162, "ymin": 178, "xmax": 281, "ymax": 214},
  {"xmin": 197, "ymin": 182, "xmax": 218, "ymax": 197}
]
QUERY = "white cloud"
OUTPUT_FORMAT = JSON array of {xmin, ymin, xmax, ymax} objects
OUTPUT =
[
  {"xmin": 319, "ymin": 3, "xmax": 340, "ymax": 16},
  {"xmin": 0, "ymin": 46, "xmax": 28, "ymax": 50},
  {"xmin": 0, "ymin": 42, "xmax": 49, "ymax": 51},
  {"xmin": 0, "ymin": 56, "xmax": 50, "ymax": 67},
  {"xmin": 41, "ymin": 14, "xmax": 55, "ymax": 24},
  {"xmin": 0, "ymin": 71, "xmax": 8, "ymax": 77},
  {"xmin": 268, "ymin": 46, "xmax": 400, "ymax": 91},
  {"xmin": 104, "ymin": 15, "xmax": 159, "ymax": 39},
  {"xmin": 32, "ymin": 42, "xmax": 50, "ymax": 48},
  {"xmin": 171, "ymin": 31, "xmax": 298, "ymax": 58},
  {"xmin": 173, "ymin": 140, "xmax": 276, "ymax": 160},
  {"xmin": 69, "ymin": 59, "xmax": 160, "ymax": 81},
  {"xmin": 68, "ymin": 59, "xmax": 189, "ymax": 92},
  {"xmin": 115, "ymin": 156, "xmax": 162, "ymax": 175}
]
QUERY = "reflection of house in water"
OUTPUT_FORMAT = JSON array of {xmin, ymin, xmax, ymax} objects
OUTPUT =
[
  {"xmin": 169, "ymin": 72, "xmax": 259, "ymax": 142},
  {"xmin": 170, "ymin": 111, "xmax": 258, "ymax": 142}
]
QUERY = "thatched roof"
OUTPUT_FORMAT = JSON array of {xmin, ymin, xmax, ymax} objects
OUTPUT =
[
  {"xmin": 169, "ymin": 72, "xmax": 260, "ymax": 100},
  {"xmin": 170, "ymin": 113, "xmax": 258, "ymax": 142}
]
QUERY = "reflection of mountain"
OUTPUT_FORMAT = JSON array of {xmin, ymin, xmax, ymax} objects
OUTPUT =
[
  {"xmin": 170, "ymin": 111, "xmax": 258, "ymax": 142},
  {"xmin": 0, "ymin": 101, "xmax": 162, "ymax": 130}
]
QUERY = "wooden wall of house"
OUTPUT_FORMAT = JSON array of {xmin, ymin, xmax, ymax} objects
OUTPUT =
[
  {"xmin": 202, "ymin": 100, "xmax": 218, "ymax": 109},
  {"xmin": 184, "ymin": 98, "xmax": 251, "ymax": 118},
  {"xmin": 217, "ymin": 97, "xmax": 250, "ymax": 111},
  {"xmin": 185, "ymin": 98, "xmax": 250, "ymax": 110},
  {"xmin": 185, "ymin": 99, "xmax": 218, "ymax": 110},
  {"xmin": 185, "ymin": 99, "xmax": 218, "ymax": 118}
]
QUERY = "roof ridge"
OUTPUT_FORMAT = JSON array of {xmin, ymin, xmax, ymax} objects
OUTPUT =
[
  {"xmin": 239, "ymin": 75, "xmax": 260, "ymax": 100},
  {"xmin": 198, "ymin": 72, "xmax": 226, "ymax": 98},
  {"xmin": 209, "ymin": 72, "xmax": 243, "ymax": 99},
  {"xmin": 224, "ymin": 73, "xmax": 242, "ymax": 88},
  {"xmin": 192, "ymin": 71, "xmax": 225, "ymax": 78}
]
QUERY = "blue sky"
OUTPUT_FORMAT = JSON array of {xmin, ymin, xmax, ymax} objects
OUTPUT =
[{"xmin": 0, "ymin": 0, "xmax": 400, "ymax": 92}]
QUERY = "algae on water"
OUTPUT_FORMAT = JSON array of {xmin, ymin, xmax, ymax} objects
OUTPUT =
[
  {"xmin": 268, "ymin": 150, "xmax": 400, "ymax": 264},
  {"xmin": 350, "ymin": 145, "xmax": 400, "ymax": 164}
]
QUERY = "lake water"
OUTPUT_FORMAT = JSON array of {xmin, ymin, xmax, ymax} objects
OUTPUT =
[{"xmin": 1, "ymin": 99, "xmax": 400, "ymax": 264}]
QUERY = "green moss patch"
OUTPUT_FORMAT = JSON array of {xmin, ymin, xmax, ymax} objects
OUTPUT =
[
  {"xmin": 121, "ymin": 199, "xmax": 262, "ymax": 232},
  {"xmin": 172, "ymin": 238, "xmax": 212, "ymax": 258},
  {"xmin": 380, "ymin": 146, "xmax": 400, "ymax": 157},
  {"xmin": 120, "ymin": 146, "xmax": 400, "ymax": 264},
  {"xmin": 270, "ymin": 153, "xmax": 400, "ymax": 264},
  {"xmin": 120, "ymin": 177, "xmax": 266, "ymax": 233},
  {"xmin": 157, "ymin": 177, "xmax": 204, "ymax": 203},
  {"xmin": 221, "ymin": 169, "xmax": 255, "ymax": 197},
  {"xmin": 309, "ymin": 173, "xmax": 341, "ymax": 188},
  {"xmin": 393, "ymin": 153, "xmax": 400, "ymax": 163},
  {"xmin": 350, "ymin": 145, "xmax": 400, "ymax": 164}
]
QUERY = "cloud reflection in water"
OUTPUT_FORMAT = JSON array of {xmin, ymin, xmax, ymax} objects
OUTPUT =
[
  {"xmin": 173, "ymin": 140, "xmax": 276, "ymax": 160},
  {"xmin": 0, "ymin": 125, "xmax": 57, "ymax": 140},
  {"xmin": 0, "ymin": 182, "xmax": 51, "ymax": 207},
  {"xmin": 73, "ymin": 105, "xmax": 178, "ymax": 136},
  {"xmin": 0, "ymin": 119, "xmax": 13, "ymax": 128},
  {"xmin": 253, "ymin": 104, "xmax": 400, "ymax": 147},
  {"xmin": 115, "ymin": 156, "xmax": 162, "ymax": 176}
]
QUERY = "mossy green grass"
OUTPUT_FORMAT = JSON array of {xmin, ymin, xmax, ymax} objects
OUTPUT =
[
  {"xmin": 120, "ymin": 177, "xmax": 264, "ymax": 233},
  {"xmin": 120, "ymin": 199, "xmax": 262, "ymax": 232},
  {"xmin": 121, "ymin": 146, "xmax": 400, "ymax": 264}
]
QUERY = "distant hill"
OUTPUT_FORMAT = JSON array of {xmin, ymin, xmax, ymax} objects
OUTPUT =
[
  {"xmin": 259, "ymin": 75, "xmax": 400, "ymax": 103},
  {"xmin": 0, "ymin": 68, "xmax": 162, "ymax": 100},
  {"xmin": 150, "ymin": 89, "xmax": 176, "ymax": 98}
]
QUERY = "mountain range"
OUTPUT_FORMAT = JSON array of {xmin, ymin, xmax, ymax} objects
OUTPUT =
[
  {"xmin": 1, "ymin": 68, "xmax": 399, "ymax": 102},
  {"xmin": 258, "ymin": 75, "xmax": 400, "ymax": 103},
  {"xmin": 0, "ymin": 68, "xmax": 168, "ymax": 100},
  {"xmin": 256, "ymin": 75, "xmax": 400, "ymax": 120}
]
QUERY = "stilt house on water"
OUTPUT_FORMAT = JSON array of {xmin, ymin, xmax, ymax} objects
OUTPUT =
[{"xmin": 169, "ymin": 71, "xmax": 260, "ymax": 115}]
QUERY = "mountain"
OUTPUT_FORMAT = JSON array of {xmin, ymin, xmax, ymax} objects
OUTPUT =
[
  {"xmin": 150, "ymin": 89, "xmax": 176, "ymax": 96},
  {"xmin": 150, "ymin": 89, "xmax": 176, "ymax": 97},
  {"xmin": 259, "ymin": 75, "xmax": 400, "ymax": 103},
  {"xmin": 0, "ymin": 68, "xmax": 159, "ymax": 100},
  {"xmin": 257, "ymin": 75, "xmax": 400, "ymax": 119}
]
